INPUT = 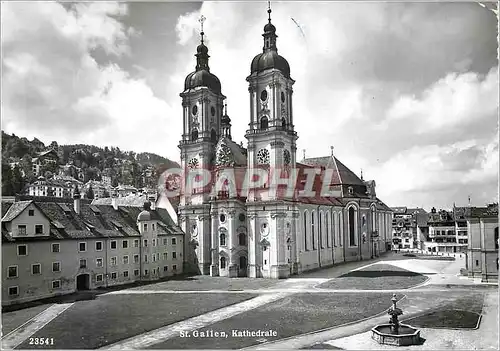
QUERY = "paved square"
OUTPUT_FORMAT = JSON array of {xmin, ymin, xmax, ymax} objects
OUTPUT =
[{"xmin": 2, "ymin": 253, "xmax": 497, "ymax": 350}]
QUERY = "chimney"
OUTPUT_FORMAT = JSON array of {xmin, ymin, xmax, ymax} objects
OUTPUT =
[
  {"xmin": 73, "ymin": 185, "xmax": 81, "ymax": 215},
  {"xmin": 111, "ymin": 191, "xmax": 118, "ymax": 210}
]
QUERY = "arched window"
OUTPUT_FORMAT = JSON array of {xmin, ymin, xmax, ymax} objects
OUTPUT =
[
  {"xmin": 220, "ymin": 256, "xmax": 226, "ymax": 269},
  {"xmin": 319, "ymin": 212, "xmax": 324, "ymax": 249},
  {"xmin": 311, "ymin": 212, "xmax": 316, "ymax": 250},
  {"xmin": 495, "ymin": 227, "xmax": 499, "ymax": 250},
  {"xmin": 339, "ymin": 212, "xmax": 344, "ymax": 247},
  {"xmin": 238, "ymin": 233, "xmax": 246, "ymax": 246},
  {"xmin": 211, "ymin": 129, "xmax": 217, "ymax": 142},
  {"xmin": 332, "ymin": 212, "xmax": 336, "ymax": 247},
  {"xmin": 326, "ymin": 212, "xmax": 330, "ymax": 248},
  {"xmin": 260, "ymin": 116, "xmax": 268, "ymax": 130},
  {"xmin": 191, "ymin": 129, "xmax": 198, "ymax": 141},
  {"xmin": 348, "ymin": 206, "xmax": 356, "ymax": 246},
  {"xmin": 220, "ymin": 233, "xmax": 226, "ymax": 246},
  {"xmin": 371, "ymin": 206, "xmax": 376, "ymax": 233},
  {"xmin": 303, "ymin": 211, "xmax": 308, "ymax": 251}
]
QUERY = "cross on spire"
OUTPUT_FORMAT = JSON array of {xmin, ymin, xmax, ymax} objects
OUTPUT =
[
  {"xmin": 199, "ymin": 15, "xmax": 206, "ymax": 43},
  {"xmin": 268, "ymin": 1, "xmax": 272, "ymax": 22}
]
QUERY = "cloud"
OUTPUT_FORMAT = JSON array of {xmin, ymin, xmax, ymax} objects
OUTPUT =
[
  {"xmin": 2, "ymin": 2, "xmax": 179, "ymax": 158},
  {"xmin": 2, "ymin": 1, "xmax": 497, "ymax": 209},
  {"xmin": 383, "ymin": 68, "xmax": 498, "ymax": 134}
]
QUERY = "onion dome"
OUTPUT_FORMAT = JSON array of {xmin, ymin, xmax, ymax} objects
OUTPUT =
[
  {"xmin": 221, "ymin": 103, "xmax": 231, "ymax": 124},
  {"xmin": 184, "ymin": 18, "xmax": 222, "ymax": 93},
  {"xmin": 250, "ymin": 5, "xmax": 290, "ymax": 78},
  {"xmin": 221, "ymin": 102, "xmax": 232, "ymax": 139},
  {"xmin": 137, "ymin": 201, "xmax": 151, "ymax": 222}
]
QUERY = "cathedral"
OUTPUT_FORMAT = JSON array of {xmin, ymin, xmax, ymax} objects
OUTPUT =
[{"xmin": 177, "ymin": 7, "xmax": 393, "ymax": 278}]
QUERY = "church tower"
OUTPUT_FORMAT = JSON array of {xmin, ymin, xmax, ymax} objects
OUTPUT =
[
  {"xmin": 245, "ymin": 4, "xmax": 299, "ymax": 278},
  {"xmin": 178, "ymin": 16, "xmax": 225, "ymax": 274}
]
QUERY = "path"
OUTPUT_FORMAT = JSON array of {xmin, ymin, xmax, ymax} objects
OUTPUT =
[
  {"xmin": 100, "ymin": 279, "xmax": 327, "ymax": 350},
  {"xmin": 1, "ymin": 303, "xmax": 73, "ymax": 349}
]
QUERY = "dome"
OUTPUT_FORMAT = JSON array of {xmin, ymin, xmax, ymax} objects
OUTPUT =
[
  {"xmin": 250, "ymin": 50, "xmax": 290, "ymax": 78},
  {"xmin": 184, "ymin": 70, "xmax": 221, "ymax": 93},
  {"xmin": 197, "ymin": 42, "xmax": 208, "ymax": 55},
  {"xmin": 221, "ymin": 113, "xmax": 231, "ymax": 124},
  {"xmin": 264, "ymin": 22, "xmax": 276, "ymax": 33},
  {"xmin": 137, "ymin": 210, "xmax": 151, "ymax": 222}
]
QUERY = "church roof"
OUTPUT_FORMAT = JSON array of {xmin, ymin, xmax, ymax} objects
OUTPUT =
[{"xmin": 302, "ymin": 155, "xmax": 365, "ymax": 187}]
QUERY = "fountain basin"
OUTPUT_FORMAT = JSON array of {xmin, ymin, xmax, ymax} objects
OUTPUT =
[{"xmin": 371, "ymin": 323, "xmax": 421, "ymax": 346}]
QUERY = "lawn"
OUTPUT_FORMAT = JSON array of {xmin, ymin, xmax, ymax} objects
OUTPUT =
[
  {"xmin": 127, "ymin": 275, "xmax": 279, "ymax": 291},
  {"xmin": 318, "ymin": 264, "xmax": 428, "ymax": 290},
  {"xmin": 403, "ymin": 293, "xmax": 484, "ymax": 329},
  {"xmin": 15, "ymin": 293, "xmax": 254, "ymax": 349},
  {"xmin": 150, "ymin": 293, "xmax": 403, "ymax": 349}
]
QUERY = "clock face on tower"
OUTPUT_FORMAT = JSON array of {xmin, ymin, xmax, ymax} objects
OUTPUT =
[{"xmin": 188, "ymin": 157, "xmax": 199, "ymax": 169}]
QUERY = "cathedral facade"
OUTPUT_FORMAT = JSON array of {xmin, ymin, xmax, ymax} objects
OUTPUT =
[{"xmin": 177, "ymin": 8, "xmax": 393, "ymax": 279}]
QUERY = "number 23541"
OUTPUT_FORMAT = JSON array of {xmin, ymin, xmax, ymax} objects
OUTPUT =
[{"xmin": 29, "ymin": 338, "xmax": 54, "ymax": 345}]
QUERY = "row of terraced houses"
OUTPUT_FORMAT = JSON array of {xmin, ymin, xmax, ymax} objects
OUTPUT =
[
  {"xmin": 391, "ymin": 204, "xmax": 499, "ymax": 282},
  {"xmin": 1, "ymin": 190, "xmax": 184, "ymax": 306}
]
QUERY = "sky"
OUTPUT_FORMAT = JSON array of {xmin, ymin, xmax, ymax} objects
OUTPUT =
[{"xmin": 1, "ymin": 1, "xmax": 498, "ymax": 210}]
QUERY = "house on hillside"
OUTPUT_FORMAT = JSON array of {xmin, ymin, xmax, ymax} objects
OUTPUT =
[{"xmin": 32, "ymin": 149, "xmax": 59, "ymax": 176}]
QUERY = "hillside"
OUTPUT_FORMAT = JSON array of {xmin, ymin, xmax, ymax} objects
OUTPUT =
[{"xmin": 1, "ymin": 131, "xmax": 180, "ymax": 196}]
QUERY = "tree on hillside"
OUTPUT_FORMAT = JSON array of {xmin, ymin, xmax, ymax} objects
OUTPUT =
[
  {"xmin": 11, "ymin": 166, "xmax": 25, "ymax": 194},
  {"xmin": 2, "ymin": 161, "xmax": 14, "ymax": 195},
  {"xmin": 40, "ymin": 162, "xmax": 59, "ymax": 177},
  {"xmin": 86, "ymin": 187, "xmax": 95, "ymax": 199},
  {"xmin": 19, "ymin": 154, "xmax": 34, "ymax": 182}
]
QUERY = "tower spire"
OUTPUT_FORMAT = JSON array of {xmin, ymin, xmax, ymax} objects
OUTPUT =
[
  {"xmin": 195, "ymin": 15, "xmax": 210, "ymax": 72},
  {"xmin": 262, "ymin": 1, "xmax": 277, "ymax": 52},
  {"xmin": 199, "ymin": 15, "xmax": 206, "ymax": 43}
]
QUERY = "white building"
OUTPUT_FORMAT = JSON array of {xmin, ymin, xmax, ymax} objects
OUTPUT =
[{"xmin": 177, "ymin": 8, "xmax": 393, "ymax": 278}]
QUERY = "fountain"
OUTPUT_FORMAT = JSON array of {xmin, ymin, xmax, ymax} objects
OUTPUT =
[{"xmin": 371, "ymin": 294, "xmax": 421, "ymax": 346}]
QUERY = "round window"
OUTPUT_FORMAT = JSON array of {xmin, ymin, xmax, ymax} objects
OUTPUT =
[
  {"xmin": 220, "ymin": 214, "xmax": 226, "ymax": 223},
  {"xmin": 281, "ymin": 91, "xmax": 285, "ymax": 103},
  {"xmin": 192, "ymin": 105, "xmax": 198, "ymax": 115},
  {"xmin": 260, "ymin": 90, "xmax": 268, "ymax": 102},
  {"xmin": 239, "ymin": 213, "xmax": 245, "ymax": 222},
  {"xmin": 211, "ymin": 106, "xmax": 216, "ymax": 116}
]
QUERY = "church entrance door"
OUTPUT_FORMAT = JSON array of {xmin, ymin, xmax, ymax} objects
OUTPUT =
[{"xmin": 238, "ymin": 256, "xmax": 247, "ymax": 277}]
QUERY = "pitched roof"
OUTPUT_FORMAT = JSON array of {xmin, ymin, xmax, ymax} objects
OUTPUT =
[
  {"xmin": 468, "ymin": 204, "xmax": 498, "ymax": 218},
  {"xmin": 92, "ymin": 194, "xmax": 149, "ymax": 207},
  {"xmin": 302, "ymin": 155, "xmax": 366, "ymax": 187},
  {"xmin": 391, "ymin": 207, "xmax": 408, "ymax": 213},
  {"xmin": 1, "ymin": 201, "xmax": 33, "ymax": 222},
  {"xmin": 1, "ymin": 198, "xmax": 183, "ymax": 243}
]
